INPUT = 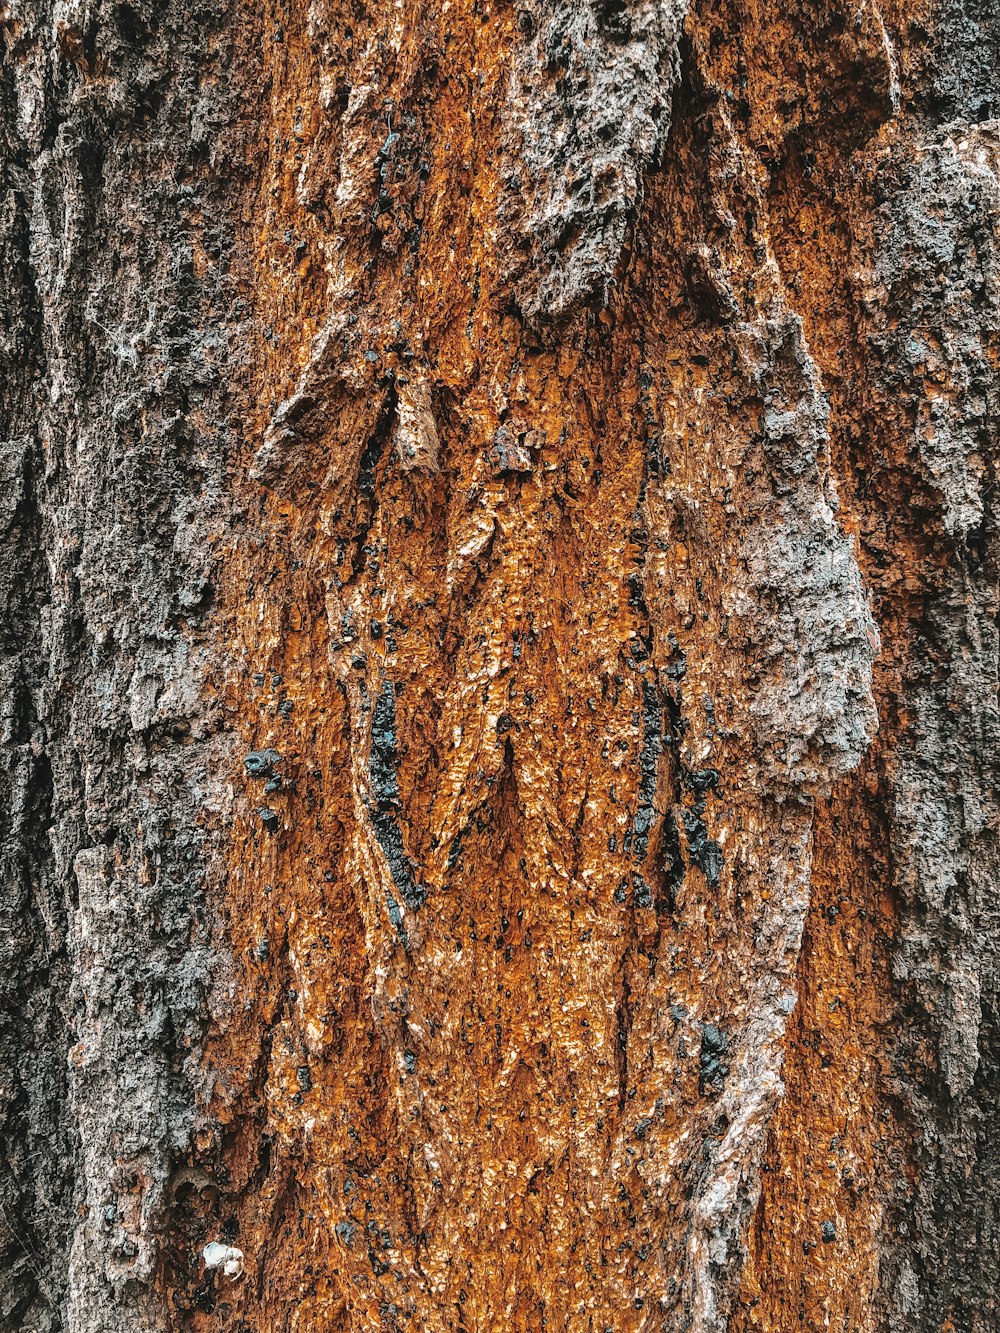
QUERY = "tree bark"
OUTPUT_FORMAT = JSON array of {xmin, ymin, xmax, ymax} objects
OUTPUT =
[{"xmin": 2, "ymin": 0, "xmax": 998, "ymax": 1330}]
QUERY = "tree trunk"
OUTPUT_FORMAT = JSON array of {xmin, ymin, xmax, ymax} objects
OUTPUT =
[{"xmin": 2, "ymin": 0, "xmax": 998, "ymax": 1329}]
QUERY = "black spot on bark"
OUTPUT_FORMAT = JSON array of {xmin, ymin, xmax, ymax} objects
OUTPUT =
[{"xmin": 370, "ymin": 681, "xmax": 426, "ymax": 915}]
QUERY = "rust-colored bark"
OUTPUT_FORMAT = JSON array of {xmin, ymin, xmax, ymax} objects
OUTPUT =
[{"xmin": 3, "ymin": 0, "xmax": 999, "ymax": 1331}]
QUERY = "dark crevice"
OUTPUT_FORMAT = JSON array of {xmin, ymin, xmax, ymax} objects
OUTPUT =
[{"xmin": 370, "ymin": 680, "xmax": 426, "ymax": 928}]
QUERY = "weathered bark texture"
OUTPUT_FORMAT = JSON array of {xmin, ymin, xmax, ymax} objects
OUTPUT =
[{"xmin": 1, "ymin": 0, "xmax": 999, "ymax": 1329}]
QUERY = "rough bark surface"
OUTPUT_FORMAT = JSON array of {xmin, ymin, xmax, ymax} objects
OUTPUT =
[{"xmin": 1, "ymin": 1, "xmax": 998, "ymax": 1331}]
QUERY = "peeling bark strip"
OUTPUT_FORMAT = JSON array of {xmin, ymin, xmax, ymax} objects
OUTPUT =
[
  {"xmin": 500, "ymin": 0, "xmax": 688, "ymax": 327},
  {"xmin": 2, "ymin": 1, "xmax": 1000, "ymax": 1332}
]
